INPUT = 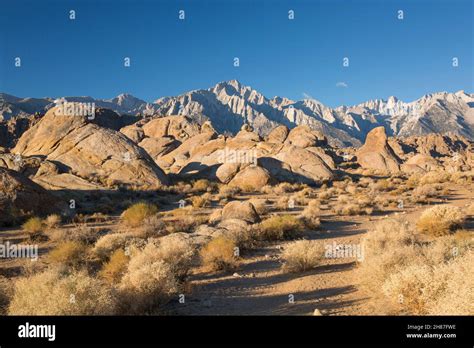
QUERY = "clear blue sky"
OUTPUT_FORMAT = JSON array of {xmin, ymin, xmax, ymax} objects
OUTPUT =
[{"xmin": 0, "ymin": 0, "xmax": 472, "ymax": 107}]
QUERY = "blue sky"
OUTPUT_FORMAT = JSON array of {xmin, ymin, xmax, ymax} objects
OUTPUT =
[{"xmin": 0, "ymin": 0, "xmax": 472, "ymax": 107}]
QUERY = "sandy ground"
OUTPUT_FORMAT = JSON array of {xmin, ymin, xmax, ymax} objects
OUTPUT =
[
  {"xmin": 1, "ymin": 184, "xmax": 472, "ymax": 316},
  {"xmin": 168, "ymin": 185, "xmax": 473, "ymax": 316}
]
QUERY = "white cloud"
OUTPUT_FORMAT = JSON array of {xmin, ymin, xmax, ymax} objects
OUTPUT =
[
  {"xmin": 302, "ymin": 92, "xmax": 314, "ymax": 100},
  {"xmin": 336, "ymin": 82, "xmax": 348, "ymax": 88}
]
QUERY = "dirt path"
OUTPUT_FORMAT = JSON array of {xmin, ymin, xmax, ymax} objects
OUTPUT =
[{"xmin": 171, "ymin": 185, "xmax": 473, "ymax": 316}]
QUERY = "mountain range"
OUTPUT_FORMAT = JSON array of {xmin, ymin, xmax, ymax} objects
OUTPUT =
[{"xmin": 1, "ymin": 80, "xmax": 473, "ymax": 147}]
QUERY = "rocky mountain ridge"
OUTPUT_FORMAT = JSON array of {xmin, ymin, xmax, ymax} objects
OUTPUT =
[{"xmin": 1, "ymin": 81, "xmax": 473, "ymax": 147}]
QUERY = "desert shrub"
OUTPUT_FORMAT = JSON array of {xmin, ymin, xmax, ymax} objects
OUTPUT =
[
  {"xmin": 166, "ymin": 214, "xmax": 208, "ymax": 233},
  {"xmin": 218, "ymin": 185, "xmax": 241, "ymax": 199},
  {"xmin": 92, "ymin": 232, "xmax": 136, "ymax": 260},
  {"xmin": 273, "ymin": 182, "xmax": 301, "ymax": 195},
  {"xmin": 373, "ymin": 179, "xmax": 394, "ymax": 192},
  {"xmin": 282, "ymin": 240, "xmax": 324, "ymax": 272},
  {"xmin": 192, "ymin": 179, "xmax": 215, "ymax": 193},
  {"xmin": 360, "ymin": 217, "xmax": 474, "ymax": 315},
  {"xmin": 131, "ymin": 214, "xmax": 166, "ymax": 238},
  {"xmin": 191, "ymin": 195, "xmax": 210, "ymax": 208},
  {"xmin": 275, "ymin": 196, "xmax": 290, "ymax": 211},
  {"xmin": 334, "ymin": 203, "xmax": 371, "ymax": 216},
  {"xmin": 419, "ymin": 171, "xmax": 450, "ymax": 185},
  {"xmin": 150, "ymin": 236, "xmax": 196, "ymax": 280},
  {"xmin": 416, "ymin": 205, "xmax": 465, "ymax": 236},
  {"xmin": 427, "ymin": 252, "xmax": 474, "ymax": 315},
  {"xmin": 337, "ymin": 195, "xmax": 349, "ymax": 204},
  {"xmin": 119, "ymin": 243, "xmax": 180, "ymax": 314},
  {"xmin": 200, "ymin": 237, "xmax": 238, "ymax": 272},
  {"xmin": 48, "ymin": 241, "xmax": 87, "ymax": 267},
  {"xmin": 299, "ymin": 200, "xmax": 321, "ymax": 229},
  {"xmin": 382, "ymin": 251, "xmax": 474, "ymax": 315},
  {"xmin": 345, "ymin": 184, "xmax": 358, "ymax": 195},
  {"xmin": 421, "ymin": 233, "xmax": 474, "ymax": 265},
  {"xmin": 69, "ymin": 224, "xmax": 102, "ymax": 244},
  {"xmin": 256, "ymin": 215, "xmax": 305, "ymax": 241},
  {"xmin": 8, "ymin": 268, "xmax": 117, "ymax": 315},
  {"xmin": 99, "ymin": 249, "xmax": 129, "ymax": 284},
  {"xmin": 358, "ymin": 219, "xmax": 420, "ymax": 292},
  {"xmin": 318, "ymin": 188, "xmax": 333, "ymax": 201},
  {"xmin": 412, "ymin": 184, "xmax": 438, "ymax": 203},
  {"xmin": 450, "ymin": 171, "xmax": 474, "ymax": 184},
  {"xmin": 121, "ymin": 202, "xmax": 158, "ymax": 227},
  {"xmin": 289, "ymin": 190, "xmax": 308, "ymax": 204},
  {"xmin": 44, "ymin": 214, "xmax": 61, "ymax": 229},
  {"xmin": 22, "ymin": 217, "xmax": 43, "ymax": 240},
  {"xmin": 382, "ymin": 263, "xmax": 440, "ymax": 314}
]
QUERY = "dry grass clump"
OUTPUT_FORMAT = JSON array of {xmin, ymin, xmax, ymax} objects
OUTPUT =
[
  {"xmin": 299, "ymin": 200, "xmax": 321, "ymax": 229},
  {"xmin": 117, "ymin": 238, "xmax": 194, "ymax": 314},
  {"xmin": 47, "ymin": 224, "xmax": 102, "ymax": 245},
  {"xmin": 120, "ymin": 258, "xmax": 177, "ymax": 314},
  {"xmin": 121, "ymin": 202, "xmax": 159, "ymax": 227},
  {"xmin": 449, "ymin": 171, "xmax": 474, "ymax": 185},
  {"xmin": 422, "ymin": 233, "xmax": 474, "ymax": 264},
  {"xmin": 411, "ymin": 184, "xmax": 439, "ymax": 203},
  {"xmin": 200, "ymin": 237, "xmax": 238, "ymax": 272},
  {"xmin": 256, "ymin": 215, "xmax": 305, "ymax": 241},
  {"xmin": 289, "ymin": 193, "xmax": 308, "ymax": 206},
  {"xmin": 92, "ymin": 232, "xmax": 136, "ymax": 260},
  {"xmin": 8, "ymin": 268, "xmax": 117, "ymax": 315},
  {"xmin": 372, "ymin": 179, "xmax": 395, "ymax": 192},
  {"xmin": 150, "ymin": 235, "xmax": 196, "ymax": 280},
  {"xmin": 217, "ymin": 184, "xmax": 241, "ymax": 199},
  {"xmin": 318, "ymin": 188, "xmax": 334, "ymax": 201},
  {"xmin": 190, "ymin": 194, "xmax": 211, "ymax": 208},
  {"xmin": 334, "ymin": 203, "xmax": 372, "ymax": 216},
  {"xmin": 360, "ymin": 217, "xmax": 474, "ymax": 315},
  {"xmin": 382, "ymin": 251, "xmax": 474, "ymax": 315},
  {"xmin": 345, "ymin": 184, "xmax": 358, "ymax": 195},
  {"xmin": 416, "ymin": 205, "xmax": 465, "ymax": 236},
  {"xmin": 48, "ymin": 241, "xmax": 88, "ymax": 267},
  {"xmin": 382, "ymin": 263, "xmax": 443, "ymax": 314},
  {"xmin": 44, "ymin": 214, "xmax": 61, "ymax": 229},
  {"xmin": 166, "ymin": 213, "xmax": 208, "ymax": 233},
  {"xmin": 426, "ymin": 252, "xmax": 474, "ymax": 315},
  {"xmin": 22, "ymin": 217, "xmax": 44, "ymax": 240},
  {"xmin": 358, "ymin": 219, "xmax": 420, "ymax": 292},
  {"xmin": 337, "ymin": 195, "xmax": 349, "ymax": 204},
  {"xmin": 99, "ymin": 249, "xmax": 129, "ymax": 284},
  {"xmin": 131, "ymin": 214, "xmax": 166, "ymax": 238},
  {"xmin": 419, "ymin": 171, "xmax": 450, "ymax": 185},
  {"xmin": 119, "ymin": 260, "xmax": 177, "ymax": 314},
  {"xmin": 281, "ymin": 240, "xmax": 324, "ymax": 272},
  {"xmin": 275, "ymin": 196, "xmax": 291, "ymax": 211},
  {"xmin": 273, "ymin": 182, "xmax": 303, "ymax": 195},
  {"xmin": 192, "ymin": 179, "xmax": 216, "ymax": 193}
]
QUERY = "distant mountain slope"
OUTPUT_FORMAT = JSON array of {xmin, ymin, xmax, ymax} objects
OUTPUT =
[{"xmin": 1, "ymin": 81, "xmax": 472, "ymax": 147}]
